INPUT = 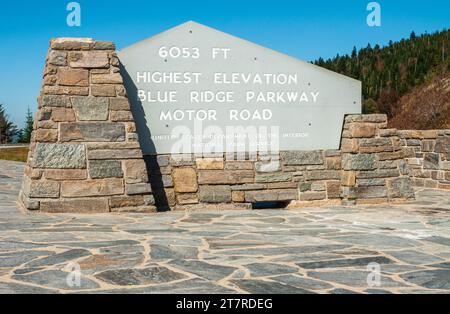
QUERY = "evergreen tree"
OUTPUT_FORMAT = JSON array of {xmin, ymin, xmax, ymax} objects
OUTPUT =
[
  {"xmin": 0, "ymin": 104, "xmax": 18, "ymax": 144},
  {"xmin": 18, "ymin": 108, "xmax": 34, "ymax": 143}
]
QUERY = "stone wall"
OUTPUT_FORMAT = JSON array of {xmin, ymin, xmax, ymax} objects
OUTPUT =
[
  {"xmin": 145, "ymin": 114, "xmax": 416, "ymax": 211},
  {"xmin": 19, "ymin": 38, "xmax": 155, "ymax": 213},
  {"xmin": 398, "ymin": 130, "xmax": 450, "ymax": 189}
]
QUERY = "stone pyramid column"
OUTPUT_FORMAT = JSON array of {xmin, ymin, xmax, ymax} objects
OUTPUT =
[{"xmin": 19, "ymin": 38, "xmax": 154, "ymax": 213}]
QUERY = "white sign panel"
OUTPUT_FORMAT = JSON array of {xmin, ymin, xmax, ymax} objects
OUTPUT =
[{"xmin": 119, "ymin": 21, "xmax": 361, "ymax": 155}]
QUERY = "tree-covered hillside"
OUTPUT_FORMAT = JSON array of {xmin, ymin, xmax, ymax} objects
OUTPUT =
[{"xmin": 314, "ymin": 28, "xmax": 450, "ymax": 127}]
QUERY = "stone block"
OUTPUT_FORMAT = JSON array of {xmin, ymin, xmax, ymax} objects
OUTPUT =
[
  {"xmin": 357, "ymin": 178, "xmax": 386, "ymax": 186},
  {"xmin": 44, "ymin": 169, "xmax": 87, "ymax": 180},
  {"xmin": 28, "ymin": 181, "xmax": 60, "ymax": 198},
  {"xmin": 341, "ymin": 171, "xmax": 356, "ymax": 187},
  {"xmin": 88, "ymin": 149, "xmax": 142, "ymax": 160},
  {"xmin": 125, "ymin": 183, "xmax": 152, "ymax": 195},
  {"xmin": 110, "ymin": 110, "xmax": 134, "ymax": 122},
  {"xmin": 196, "ymin": 158, "xmax": 224, "ymax": 170},
  {"xmin": 356, "ymin": 169, "xmax": 399, "ymax": 179},
  {"xmin": 435, "ymin": 137, "xmax": 450, "ymax": 155},
  {"xmin": 41, "ymin": 95, "xmax": 72, "ymax": 108},
  {"xmin": 341, "ymin": 139, "xmax": 359, "ymax": 153},
  {"xmin": 173, "ymin": 167, "xmax": 198, "ymax": 193},
  {"xmin": 255, "ymin": 161, "xmax": 281, "ymax": 173},
  {"xmin": 199, "ymin": 185, "xmax": 231, "ymax": 203},
  {"xmin": 91, "ymin": 73, "xmax": 123, "ymax": 84},
  {"xmin": 387, "ymin": 177, "xmax": 415, "ymax": 199},
  {"xmin": 225, "ymin": 161, "xmax": 254, "ymax": 170},
  {"xmin": 198, "ymin": 170, "xmax": 254, "ymax": 185},
  {"xmin": 342, "ymin": 154, "xmax": 376, "ymax": 171},
  {"xmin": 348, "ymin": 123, "xmax": 376, "ymax": 138},
  {"xmin": 48, "ymin": 50, "xmax": 67, "ymax": 66},
  {"xmin": 110, "ymin": 98, "xmax": 131, "ymax": 111},
  {"xmin": 89, "ymin": 160, "xmax": 123, "ymax": 179},
  {"xmin": 299, "ymin": 182, "xmax": 311, "ymax": 192},
  {"xmin": 34, "ymin": 144, "xmax": 86, "ymax": 169},
  {"xmin": 300, "ymin": 192, "xmax": 326, "ymax": 201},
  {"xmin": 311, "ymin": 181, "xmax": 326, "ymax": 191},
  {"xmin": 61, "ymin": 178, "xmax": 124, "ymax": 197},
  {"xmin": 110, "ymin": 195, "xmax": 145, "ymax": 208},
  {"xmin": 57, "ymin": 68, "xmax": 89, "ymax": 86},
  {"xmin": 35, "ymin": 129, "xmax": 58, "ymax": 142},
  {"xmin": 43, "ymin": 86, "xmax": 89, "ymax": 96},
  {"xmin": 282, "ymin": 151, "xmax": 324, "ymax": 165},
  {"xmin": 326, "ymin": 156, "xmax": 341, "ymax": 170},
  {"xmin": 72, "ymin": 97, "xmax": 109, "ymax": 121},
  {"xmin": 123, "ymin": 159, "xmax": 149, "ymax": 184},
  {"xmin": 355, "ymin": 186, "xmax": 388, "ymax": 199},
  {"xmin": 245, "ymin": 189, "xmax": 298, "ymax": 202},
  {"xmin": 255, "ymin": 173, "xmax": 291, "ymax": 183},
  {"xmin": 232, "ymin": 191, "xmax": 245, "ymax": 203},
  {"xmin": 326, "ymin": 181, "xmax": 341, "ymax": 199},
  {"xmin": 177, "ymin": 193, "xmax": 199, "ymax": 205},
  {"xmin": 423, "ymin": 153, "xmax": 440, "ymax": 170},
  {"xmin": 91, "ymin": 84, "xmax": 116, "ymax": 97},
  {"xmin": 51, "ymin": 108, "xmax": 76, "ymax": 122},
  {"xmin": 68, "ymin": 51, "xmax": 109, "ymax": 68},
  {"xmin": 51, "ymin": 38, "xmax": 93, "ymax": 50},
  {"xmin": 60, "ymin": 122, "xmax": 125, "ymax": 142},
  {"xmin": 305, "ymin": 170, "xmax": 340, "ymax": 181},
  {"xmin": 230, "ymin": 184, "xmax": 265, "ymax": 191},
  {"xmin": 40, "ymin": 198, "xmax": 110, "ymax": 213}
]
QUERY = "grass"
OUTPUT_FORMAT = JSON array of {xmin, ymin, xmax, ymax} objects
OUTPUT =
[{"xmin": 0, "ymin": 147, "xmax": 29, "ymax": 162}]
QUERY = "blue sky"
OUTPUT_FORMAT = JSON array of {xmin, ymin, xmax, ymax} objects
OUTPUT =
[{"xmin": 0, "ymin": 0, "xmax": 449, "ymax": 127}]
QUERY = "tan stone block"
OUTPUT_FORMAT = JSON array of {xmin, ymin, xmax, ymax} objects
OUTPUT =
[
  {"xmin": 91, "ymin": 73, "xmax": 123, "ymax": 84},
  {"xmin": 110, "ymin": 110, "xmax": 133, "ymax": 122},
  {"xmin": 35, "ymin": 129, "xmax": 58, "ymax": 142},
  {"xmin": 43, "ymin": 85, "xmax": 89, "ymax": 96},
  {"xmin": 88, "ymin": 149, "xmax": 142, "ymax": 160},
  {"xmin": 51, "ymin": 38, "xmax": 94, "ymax": 50},
  {"xmin": 196, "ymin": 158, "xmax": 224, "ymax": 170},
  {"xmin": 326, "ymin": 180, "xmax": 341, "ymax": 199},
  {"xmin": 341, "ymin": 171, "xmax": 356, "ymax": 186},
  {"xmin": 173, "ymin": 167, "xmax": 198, "ymax": 193},
  {"xmin": 40, "ymin": 198, "xmax": 110, "ymax": 213},
  {"xmin": 43, "ymin": 75, "xmax": 57, "ymax": 85},
  {"xmin": 126, "ymin": 122, "xmax": 137, "ymax": 133},
  {"xmin": 91, "ymin": 84, "xmax": 116, "ymax": 97},
  {"xmin": 349, "ymin": 123, "xmax": 376, "ymax": 138},
  {"xmin": 51, "ymin": 108, "xmax": 75, "ymax": 122},
  {"xmin": 44, "ymin": 169, "xmax": 87, "ymax": 180},
  {"xmin": 198, "ymin": 170, "xmax": 254, "ymax": 185},
  {"xmin": 341, "ymin": 139, "xmax": 359, "ymax": 153},
  {"xmin": 57, "ymin": 68, "xmax": 89, "ymax": 86},
  {"xmin": 69, "ymin": 51, "xmax": 109, "ymax": 68},
  {"xmin": 300, "ymin": 191, "xmax": 326, "ymax": 201},
  {"xmin": 110, "ymin": 195, "xmax": 145, "ymax": 208},
  {"xmin": 232, "ymin": 191, "xmax": 245, "ymax": 203},
  {"xmin": 326, "ymin": 156, "xmax": 342, "ymax": 170},
  {"xmin": 266, "ymin": 182, "xmax": 298, "ymax": 189},
  {"xmin": 110, "ymin": 98, "xmax": 131, "ymax": 111},
  {"xmin": 124, "ymin": 159, "xmax": 149, "ymax": 184},
  {"xmin": 61, "ymin": 178, "xmax": 124, "ymax": 197},
  {"xmin": 176, "ymin": 193, "xmax": 199, "ymax": 205}
]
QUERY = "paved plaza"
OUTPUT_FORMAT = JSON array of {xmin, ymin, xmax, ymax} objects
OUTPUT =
[{"xmin": 1, "ymin": 160, "xmax": 450, "ymax": 294}]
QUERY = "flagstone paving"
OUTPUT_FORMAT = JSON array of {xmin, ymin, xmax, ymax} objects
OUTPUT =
[{"xmin": 1, "ymin": 160, "xmax": 450, "ymax": 294}]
